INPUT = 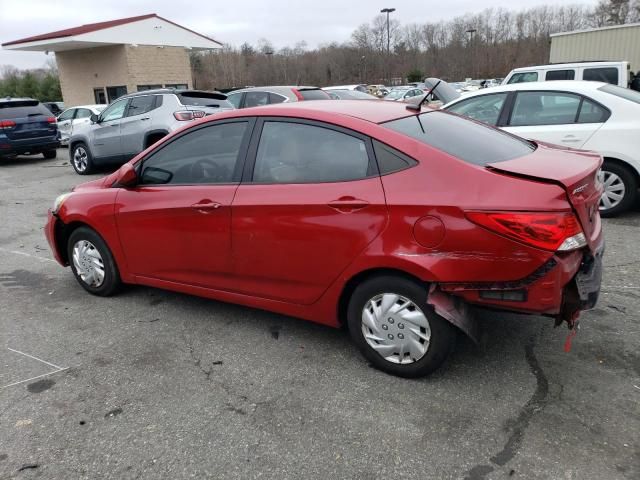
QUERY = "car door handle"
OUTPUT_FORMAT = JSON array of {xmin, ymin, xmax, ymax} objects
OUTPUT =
[
  {"xmin": 561, "ymin": 135, "xmax": 581, "ymax": 143},
  {"xmin": 191, "ymin": 200, "xmax": 221, "ymax": 213},
  {"xmin": 327, "ymin": 197, "xmax": 369, "ymax": 213},
  {"xmin": 140, "ymin": 117, "xmax": 151, "ymax": 121}
]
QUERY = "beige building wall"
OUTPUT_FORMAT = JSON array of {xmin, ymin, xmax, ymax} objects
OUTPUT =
[
  {"xmin": 56, "ymin": 44, "xmax": 193, "ymax": 107},
  {"xmin": 56, "ymin": 45, "xmax": 129, "ymax": 106},
  {"xmin": 550, "ymin": 24, "xmax": 640, "ymax": 74},
  {"xmin": 125, "ymin": 45, "xmax": 192, "ymax": 91}
]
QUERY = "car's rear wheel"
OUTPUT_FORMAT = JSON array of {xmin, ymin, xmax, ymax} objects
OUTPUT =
[
  {"xmin": 71, "ymin": 143, "xmax": 93, "ymax": 175},
  {"xmin": 43, "ymin": 149, "xmax": 56, "ymax": 159},
  {"xmin": 347, "ymin": 275, "xmax": 456, "ymax": 378},
  {"xmin": 599, "ymin": 161, "xmax": 638, "ymax": 217},
  {"xmin": 67, "ymin": 227, "xmax": 120, "ymax": 296}
]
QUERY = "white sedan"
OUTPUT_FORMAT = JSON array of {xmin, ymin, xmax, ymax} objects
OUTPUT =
[
  {"xmin": 442, "ymin": 80, "xmax": 640, "ymax": 216},
  {"xmin": 57, "ymin": 104, "xmax": 106, "ymax": 146}
]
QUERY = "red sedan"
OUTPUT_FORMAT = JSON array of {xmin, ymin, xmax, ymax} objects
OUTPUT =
[{"xmin": 45, "ymin": 100, "xmax": 604, "ymax": 377}]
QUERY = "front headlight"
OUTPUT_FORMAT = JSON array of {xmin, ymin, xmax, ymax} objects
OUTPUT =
[{"xmin": 52, "ymin": 193, "xmax": 72, "ymax": 214}]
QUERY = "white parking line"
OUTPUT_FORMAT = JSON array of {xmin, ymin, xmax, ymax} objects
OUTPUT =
[
  {"xmin": 0, "ymin": 246, "xmax": 57, "ymax": 264},
  {"xmin": 1, "ymin": 348, "xmax": 68, "ymax": 390}
]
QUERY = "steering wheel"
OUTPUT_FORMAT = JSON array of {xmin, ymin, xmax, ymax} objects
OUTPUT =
[{"xmin": 191, "ymin": 158, "xmax": 227, "ymax": 183}]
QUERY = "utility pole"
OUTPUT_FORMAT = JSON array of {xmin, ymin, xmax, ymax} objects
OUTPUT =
[
  {"xmin": 381, "ymin": 7, "xmax": 395, "ymax": 85},
  {"xmin": 466, "ymin": 28, "xmax": 477, "ymax": 80}
]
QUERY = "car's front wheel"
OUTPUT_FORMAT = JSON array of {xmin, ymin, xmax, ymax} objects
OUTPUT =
[
  {"xmin": 347, "ymin": 275, "xmax": 456, "ymax": 378},
  {"xmin": 67, "ymin": 227, "xmax": 121, "ymax": 296},
  {"xmin": 71, "ymin": 143, "xmax": 94, "ymax": 175},
  {"xmin": 599, "ymin": 161, "xmax": 638, "ymax": 217}
]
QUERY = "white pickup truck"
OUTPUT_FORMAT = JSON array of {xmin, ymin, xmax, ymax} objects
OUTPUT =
[{"xmin": 502, "ymin": 61, "xmax": 631, "ymax": 88}]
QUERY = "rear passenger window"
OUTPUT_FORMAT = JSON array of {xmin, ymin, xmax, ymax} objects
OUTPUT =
[
  {"xmin": 583, "ymin": 67, "xmax": 618, "ymax": 85},
  {"xmin": 269, "ymin": 93, "xmax": 286, "ymax": 104},
  {"xmin": 127, "ymin": 96, "xmax": 155, "ymax": 117},
  {"xmin": 545, "ymin": 70, "xmax": 575, "ymax": 81},
  {"xmin": 75, "ymin": 108, "xmax": 92, "ymax": 119},
  {"xmin": 245, "ymin": 92, "xmax": 269, "ymax": 107},
  {"xmin": 510, "ymin": 92, "xmax": 580, "ymax": 126},
  {"xmin": 253, "ymin": 122, "xmax": 371, "ymax": 183},
  {"xmin": 578, "ymin": 99, "xmax": 610, "ymax": 123},
  {"xmin": 373, "ymin": 140, "xmax": 417, "ymax": 174}
]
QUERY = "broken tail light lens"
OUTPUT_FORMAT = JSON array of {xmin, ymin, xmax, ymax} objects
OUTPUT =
[
  {"xmin": 173, "ymin": 110, "xmax": 206, "ymax": 121},
  {"xmin": 465, "ymin": 211, "xmax": 586, "ymax": 252}
]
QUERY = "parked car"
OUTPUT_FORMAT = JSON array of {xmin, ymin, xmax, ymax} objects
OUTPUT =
[
  {"xmin": 46, "ymin": 100, "xmax": 603, "ymax": 378},
  {"xmin": 226, "ymin": 86, "xmax": 330, "ymax": 109},
  {"xmin": 502, "ymin": 61, "xmax": 630, "ymax": 87},
  {"xmin": 57, "ymin": 104, "xmax": 106, "ymax": 146},
  {"xmin": 324, "ymin": 89, "xmax": 379, "ymax": 100},
  {"xmin": 68, "ymin": 88, "xmax": 233, "ymax": 175},
  {"xmin": 324, "ymin": 84, "xmax": 369, "ymax": 93},
  {"xmin": 43, "ymin": 101, "xmax": 65, "ymax": 116},
  {"xmin": 368, "ymin": 84, "xmax": 389, "ymax": 97},
  {"xmin": 384, "ymin": 87, "xmax": 424, "ymax": 101},
  {"xmin": 0, "ymin": 97, "xmax": 59, "ymax": 159},
  {"xmin": 404, "ymin": 78, "xmax": 461, "ymax": 107},
  {"xmin": 442, "ymin": 80, "xmax": 640, "ymax": 216}
]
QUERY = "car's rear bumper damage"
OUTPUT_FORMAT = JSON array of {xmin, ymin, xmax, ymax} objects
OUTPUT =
[{"xmin": 428, "ymin": 240, "xmax": 604, "ymax": 338}]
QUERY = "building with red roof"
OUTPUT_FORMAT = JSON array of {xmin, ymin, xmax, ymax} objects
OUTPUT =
[{"xmin": 2, "ymin": 14, "xmax": 222, "ymax": 106}]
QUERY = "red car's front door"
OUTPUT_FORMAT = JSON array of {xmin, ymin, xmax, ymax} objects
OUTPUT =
[
  {"xmin": 229, "ymin": 119, "xmax": 388, "ymax": 305},
  {"xmin": 115, "ymin": 120, "xmax": 252, "ymax": 289}
]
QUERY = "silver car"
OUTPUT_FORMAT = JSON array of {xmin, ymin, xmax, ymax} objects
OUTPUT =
[
  {"xmin": 69, "ymin": 89, "xmax": 233, "ymax": 175},
  {"xmin": 225, "ymin": 86, "xmax": 330, "ymax": 109},
  {"xmin": 57, "ymin": 104, "xmax": 106, "ymax": 146}
]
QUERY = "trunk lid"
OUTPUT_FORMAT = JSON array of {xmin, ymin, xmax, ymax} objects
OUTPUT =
[{"xmin": 487, "ymin": 142, "xmax": 603, "ymax": 249}]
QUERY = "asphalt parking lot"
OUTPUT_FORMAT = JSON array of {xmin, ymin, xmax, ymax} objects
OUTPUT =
[{"xmin": 0, "ymin": 149, "xmax": 639, "ymax": 480}]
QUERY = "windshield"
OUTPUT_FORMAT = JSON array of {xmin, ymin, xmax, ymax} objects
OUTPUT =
[{"xmin": 382, "ymin": 111, "xmax": 535, "ymax": 165}]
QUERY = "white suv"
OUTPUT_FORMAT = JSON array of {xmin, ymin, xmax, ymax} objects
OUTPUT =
[{"xmin": 503, "ymin": 61, "xmax": 630, "ymax": 88}]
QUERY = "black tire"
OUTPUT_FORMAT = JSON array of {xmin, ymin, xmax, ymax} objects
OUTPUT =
[
  {"xmin": 67, "ymin": 227, "xmax": 121, "ymax": 296},
  {"xmin": 43, "ymin": 149, "xmax": 57, "ymax": 159},
  {"xmin": 347, "ymin": 275, "xmax": 456, "ymax": 378},
  {"xmin": 71, "ymin": 142, "xmax": 94, "ymax": 175},
  {"xmin": 599, "ymin": 160, "xmax": 638, "ymax": 218}
]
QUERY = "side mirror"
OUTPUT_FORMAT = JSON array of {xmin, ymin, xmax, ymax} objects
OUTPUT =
[
  {"xmin": 116, "ymin": 163, "xmax": 138, "ymax": 188},
  {"xmin": 90, "ymin": 113, "xmax": 99, "ymax": 124}
]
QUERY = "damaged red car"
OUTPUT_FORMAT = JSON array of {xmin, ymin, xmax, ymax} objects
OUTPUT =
[{"xmin": 45, "ymin": 100, "xmax": 604, "ymax": 377}]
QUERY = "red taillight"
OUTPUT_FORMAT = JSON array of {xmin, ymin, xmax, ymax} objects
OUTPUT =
[
  {"xmin": 0, "ymin": 120, "xmax": 16, "ymax": 129},
  {"xmin": 465, "ymin": 211, "xmax": 586, "ymax": 251},
  {"xmin": 291, "ymin": 88, "xmax": 305, "ymax": 101},
  {"xmin": 46, "ymin": 116, "xmax": 57, "ymax": 124},
  {"xmin": 173, "ymin": 110, "xmax": 205, "ymax": 121}
]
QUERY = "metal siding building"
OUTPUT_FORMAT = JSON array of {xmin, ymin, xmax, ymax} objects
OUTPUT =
[{"xmin": 550, "ymin": 23, "xmax": 640, "ymax": 72}]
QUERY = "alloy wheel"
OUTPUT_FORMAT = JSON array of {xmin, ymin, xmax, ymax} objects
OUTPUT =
[
  {"xmin": 361, "ymin": 293, "xmax": 431, "ymax": 364},
  {"xmin": 72, "ymin": 240, "xmax": 105, "ymax": 287},
  {"xmin": 73, "ymin": 147, "xmax": 88, "ymax": 173}
]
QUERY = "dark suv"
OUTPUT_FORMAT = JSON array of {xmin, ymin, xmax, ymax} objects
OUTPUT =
[{"xmin": 0, "ymin": 98, "xmax": 60, "ymax": 159}]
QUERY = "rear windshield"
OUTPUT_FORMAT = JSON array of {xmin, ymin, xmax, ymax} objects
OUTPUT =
[
  {"xmin": 382, "ymin": 111, "xmax": 535, "ymax": 165},
  {"xmin": 298, "ymin": 89, "xmax": 330, "ymax": 100},
  {"xmin": 177, "ymin": 92, "xmax": 231, "ymax": 108},
  {"xmin": 0, "ymin": 101, "xmax": 51, "ymax": 120},
  {"xmin": 599, "ymin": 84, "xmax": 640, "ymax": 104}
]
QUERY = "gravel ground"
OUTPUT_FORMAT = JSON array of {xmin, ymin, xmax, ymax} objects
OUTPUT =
[{"xmin": 0, "ymin": 150, "xmax": 639, "ymax": 480}]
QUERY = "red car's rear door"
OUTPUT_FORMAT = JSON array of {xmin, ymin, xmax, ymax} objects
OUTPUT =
[{"xmin": 230, "ymin": 119, "xmax": 388, "ymax": 305}]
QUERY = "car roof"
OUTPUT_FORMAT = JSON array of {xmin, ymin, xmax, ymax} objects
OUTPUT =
[
  {"xmin": 207, "ymin": 99, "xmax": 416, "ymax": 124},
  {"xmin": 230, "ymin": 86, "xmax": 322, "ymax": 93},
  {"xmin": 0, "ymin": 97, "xmax": 38, "ymax": 103},
  {"xmin": 119, "ymin": 88, "xmax": 224, "ymax": 98},
  {"xmin": 511, "ymin": 61, "xmax": 625, "ymax": 72},
  {"xmin": 64, "ymin": 104, "xmax": 106, "ymax": 111},
  {"xmin": 323, "ymin": 85, "xmax": 366, "ymax": 90},
  {"xmin": 449, "ymin": 80, "xmax": 608, "ymax": 99}
]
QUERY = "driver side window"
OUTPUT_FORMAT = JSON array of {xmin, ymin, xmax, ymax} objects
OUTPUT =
[
  {"xmin": 446, "ymin": 93, "xmax": 508, "ymax": 126},
  {"xmin": 101, "ymin": 98, "xmax": 129, "ymax": 122},
  {"xmin": 140, "ymin": 122, "xmax": 249, "ymax": 185}
]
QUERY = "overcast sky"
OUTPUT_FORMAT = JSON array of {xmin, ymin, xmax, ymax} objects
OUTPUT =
[{"xmin": 0, "ymin": 0, "xmax": 598, "ymax": 70}]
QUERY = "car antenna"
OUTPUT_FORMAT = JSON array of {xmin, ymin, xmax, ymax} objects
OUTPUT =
[{"xmin": 406, "ymin": 80, "xmax": 441, "ymax": 112}]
